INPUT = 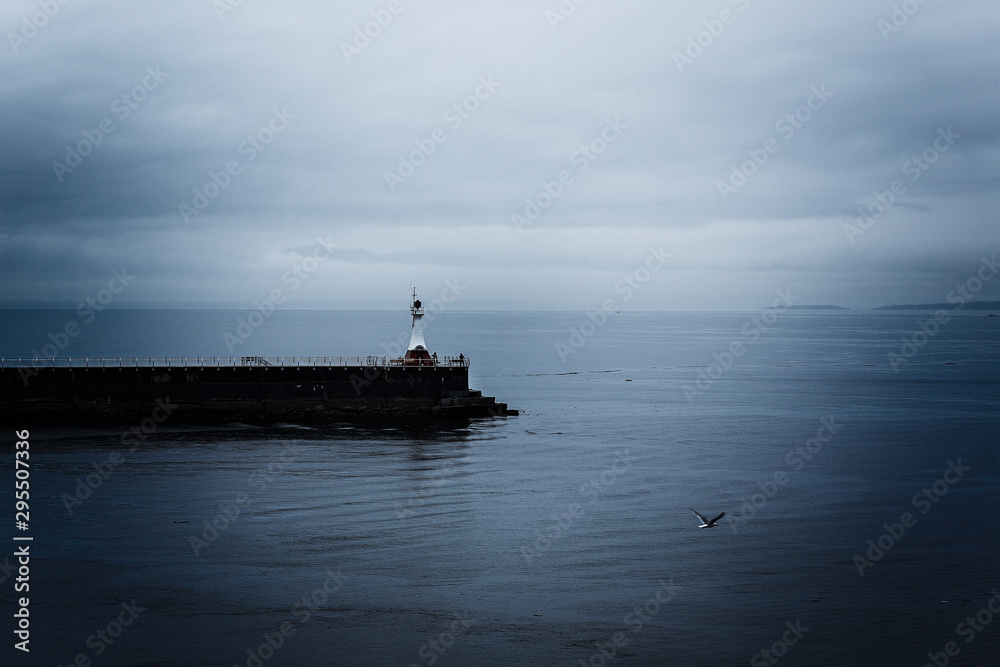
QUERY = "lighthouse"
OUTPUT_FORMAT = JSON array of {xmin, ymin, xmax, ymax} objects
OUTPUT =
[{"xmin": 404, "ymin": 287, "xmax": 434, "ymax": 366}]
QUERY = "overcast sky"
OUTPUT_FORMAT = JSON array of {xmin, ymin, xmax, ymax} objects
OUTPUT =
[{"xmin": 0, "ymin": 0, "xmax": 997, "ymax": 310}]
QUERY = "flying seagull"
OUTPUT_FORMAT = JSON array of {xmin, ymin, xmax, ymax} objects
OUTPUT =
[{"xmin": 690, "ymin": 509, "xmax": 725, "ymax": 529}]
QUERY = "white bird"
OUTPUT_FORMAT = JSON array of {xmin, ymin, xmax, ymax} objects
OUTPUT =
[{"xmin": 690, "ymin": 509, "xmax": 725, "ymax": 529}]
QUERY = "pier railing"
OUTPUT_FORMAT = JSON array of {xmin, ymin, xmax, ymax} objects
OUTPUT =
[{"xmin": 0, "ymin": 356, "xmax": 470, "ymax": 370}]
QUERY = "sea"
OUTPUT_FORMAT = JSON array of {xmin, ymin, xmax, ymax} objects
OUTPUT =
[{"xmin": 1, "ymin": 308, "xmax": 997, "ymax": 666}]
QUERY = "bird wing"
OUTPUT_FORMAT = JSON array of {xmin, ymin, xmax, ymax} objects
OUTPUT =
[
  {"xmin": 690, "ymin": 509, "xmax": 709, "ymax": 524},
  {"xmin": 709, "ymin": 512, "xmax": 726, "ymax": 525}
]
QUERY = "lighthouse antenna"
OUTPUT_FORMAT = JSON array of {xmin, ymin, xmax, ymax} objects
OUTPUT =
[{"xmin": 410, "ymin": 285, "xmax": 423, "ymax": 316}]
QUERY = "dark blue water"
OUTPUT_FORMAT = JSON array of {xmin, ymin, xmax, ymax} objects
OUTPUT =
[{"xmin": 1, "ymin": 309, "xmax": 998, "ymax": 666}]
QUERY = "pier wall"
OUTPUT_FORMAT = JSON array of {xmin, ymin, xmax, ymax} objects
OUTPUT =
[{"xmin": 0, "ymin": 364, "xmax": 493, "ymax": 423}]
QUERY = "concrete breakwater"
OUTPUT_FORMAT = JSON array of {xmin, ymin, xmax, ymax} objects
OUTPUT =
[{"xmin": 0, "ymin": 358, "xmax": 512, "ymax": 424}]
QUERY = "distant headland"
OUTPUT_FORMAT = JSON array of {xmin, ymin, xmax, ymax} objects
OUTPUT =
[
  {"xmin": 874, "ymin": 300, "xmax": 1000, "ymax": 310},
  {"xmin": 786, "ymin": 301, "xmax": 999, "ymax": 311}
]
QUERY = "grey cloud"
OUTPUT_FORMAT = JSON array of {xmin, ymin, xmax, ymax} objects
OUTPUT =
[{"xmin": 1, "ymin": 0, "xmax": 998, "ymax": 309}]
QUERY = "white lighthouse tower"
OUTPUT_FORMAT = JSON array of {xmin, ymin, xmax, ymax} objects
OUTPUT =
[{"xmin": 404, "ymin": 287, "xmax": 433, "ymax": 366}]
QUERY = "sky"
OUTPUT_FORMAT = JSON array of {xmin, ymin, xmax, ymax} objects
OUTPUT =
[{"xmin": 0, "ymin": 0, "xmax": 998, "ymax": 310}]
